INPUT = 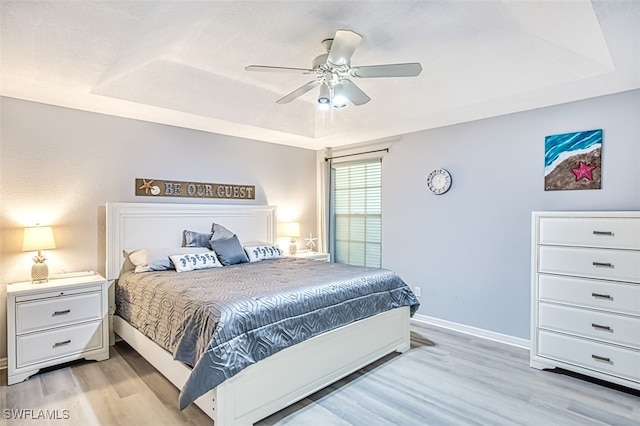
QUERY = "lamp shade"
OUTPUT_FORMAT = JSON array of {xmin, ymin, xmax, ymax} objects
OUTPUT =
[
  {"xmin": 22, "ymin": 226, "xmax": 56, "ymax": 251},
  {"xmin": 280, "ymin": 221, "xmax": 300, "ymax": 238}
]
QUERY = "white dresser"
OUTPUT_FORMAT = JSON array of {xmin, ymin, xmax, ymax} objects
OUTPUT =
[
  {"xmin": 530, "ymin": 211, "xmax": 640, "ymax": 390},
  {"xmin": 7, "ymin": 274, "xmax": 110, "ymax": 385}
]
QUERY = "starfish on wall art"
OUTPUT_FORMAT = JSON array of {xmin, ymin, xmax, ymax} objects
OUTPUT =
[{"xmin": 572, "ymin": 161, "xmax": 596, "ymax": 181}]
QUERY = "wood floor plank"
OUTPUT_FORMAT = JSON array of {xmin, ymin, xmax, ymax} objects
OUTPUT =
[{"xmin": 2, "ymin": 321, "xmax": 638, "ymax": 425}]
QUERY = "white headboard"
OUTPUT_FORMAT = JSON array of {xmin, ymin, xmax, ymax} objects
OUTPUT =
[{"xmin": 105, "ymin": 202, "xmax": 277, "ymax": 280}]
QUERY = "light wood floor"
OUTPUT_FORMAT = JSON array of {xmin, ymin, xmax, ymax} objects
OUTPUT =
[{"xmin": 2, "ymin": 322, "xmax": 638, "ymax": 425}]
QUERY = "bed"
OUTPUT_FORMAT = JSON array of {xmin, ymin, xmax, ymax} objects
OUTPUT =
[{"xmin": 106, "ymin": 202, "xmax": 418, "ymax": 425}]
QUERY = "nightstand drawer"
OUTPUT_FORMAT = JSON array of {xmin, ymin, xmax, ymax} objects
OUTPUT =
[
  {"xmin": 538, "ymin": 275, "xmax": 640, "ymax": 315},
  {"xmin": 16, "ymin": 291, "xmax": 102, "ymax": 334},
  {"xmin": 16, "ymin": 321, "xmax": 103, "ymax": 368},
  {"xmin": 539, "ymin": 303, "xmax": 640, "ymax": 349},
  {"xmin": 539, "ymin": 246, "xmax": 640, "ymax": 283},
  {"xmin": 539, "ymin": 217, "xmax": 640, "ymax": 249},
  {"xmin": 537, "ymin": 330, "xmax": 640, "ymax": 382}
]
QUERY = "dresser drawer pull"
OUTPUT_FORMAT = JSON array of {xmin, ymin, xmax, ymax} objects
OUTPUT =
[
  {"xmin": 52, "ymin": 309, "xmax": 71, "ymax": 316},
  {"xmin": 53, "ymin": 340, "xmax": 71, "ymax": 348},
  {"xmin": 591, "ymin": 354, "xmax": 612, "ymax": 363},
  {"xmin": 591, "ymin": 292, "xmax": 612, "ymax": 300},
  {"xmin": 592, "ymin": 230, "xmax": 613, "ymax": 236},
  {"xmin": 591, "ymin": 323, "xmax": 612, "ymax": 332},
  {"xmin": 592, "ymin": 262, "xmax": 613, "ymax": 268}
]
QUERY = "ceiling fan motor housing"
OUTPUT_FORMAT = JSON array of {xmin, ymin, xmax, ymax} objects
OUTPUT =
[{"xmin": 312, "ymin": 53, "xmax": 329, "ymax": 70}]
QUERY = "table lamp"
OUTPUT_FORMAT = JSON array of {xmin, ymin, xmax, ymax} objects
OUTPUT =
[
  {"xmin": 22, "ymin": 225, "xmax": 56, "ymax": 283},
  {"xmin": 281, "ymin": 221, "xmax": 300, "ymax": 255}
]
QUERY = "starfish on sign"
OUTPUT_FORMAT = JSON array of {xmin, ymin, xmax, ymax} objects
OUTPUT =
[
  {"xmin": 139, "ymin": 179, "xmax": 154, "ymax": 194},
  {"xmin": 305, "ymin": 232, "xmax": 318, "ymax": 251},
  {"xmin": 572, "ymin": 162, "xmax": 596, "ymax": 181}
]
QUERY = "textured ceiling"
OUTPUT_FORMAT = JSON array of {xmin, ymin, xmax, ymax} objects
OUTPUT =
[{"xmin": 1, "ymin": 1, "xmax": 638, "ymax": 150}]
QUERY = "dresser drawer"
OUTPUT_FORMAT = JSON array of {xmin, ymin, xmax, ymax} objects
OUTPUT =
[
  {"xmin": 539, "ymin": 217, "xmax": 640, "ymax": 249},
  {"xmin": 538, "ymin": 275, "xmax": 640, "ymax": 315},
  {"xmin": 539, "ymin": 246, "xmax": 640, "ymax": 283},
  {"xmin": 538, "ymin": 303, "xmax": 640, "ymax": 349},
  {"xmin": 537, "ymin": 330, "xmax": 640, "ymax": 382},
  {"xmin": 16, "ymin": 321, "xmax": 103, "ymax": 368},
  {"xmin": 16, "ymin": 291, "xmax": 102, "ymax": 334}
]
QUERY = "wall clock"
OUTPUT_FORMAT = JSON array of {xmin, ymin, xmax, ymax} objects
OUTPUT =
[{"xmin": 427, "ymin": 168, "xmax": 452, "ymax": 195}]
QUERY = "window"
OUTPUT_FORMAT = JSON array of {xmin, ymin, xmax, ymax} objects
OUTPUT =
[{"xmin": 330, "ymin": 158, "xmax": 382, "ymax": 267}]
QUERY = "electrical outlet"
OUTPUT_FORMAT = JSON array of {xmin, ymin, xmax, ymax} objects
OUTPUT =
[{"xmin": 414, "ymin": 286, "xmax": 421, "ymax": 297}]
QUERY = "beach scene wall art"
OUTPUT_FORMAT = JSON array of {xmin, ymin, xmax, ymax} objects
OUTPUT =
[{"xmin": 544, "ymin": 129, "xmax": 602, "ymax": 191}]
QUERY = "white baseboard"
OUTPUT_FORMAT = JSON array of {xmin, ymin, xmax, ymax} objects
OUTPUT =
[
  {"xmin": 411, "ymin": 314, "xmax": 530, "ymax": 350},
  {"xmin": 0, "ymin": 357, "xmax": 7, "ymax": 370}
]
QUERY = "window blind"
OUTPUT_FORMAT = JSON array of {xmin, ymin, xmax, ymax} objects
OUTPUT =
[{"xmin": 331, "ymin": 158, "xmax": 382, "ymax": 267}]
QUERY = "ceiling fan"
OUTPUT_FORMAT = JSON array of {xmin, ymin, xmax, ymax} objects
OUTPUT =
[{"xmin": 245, "ymin": 29, "xmax": 422, "ymax": 109}]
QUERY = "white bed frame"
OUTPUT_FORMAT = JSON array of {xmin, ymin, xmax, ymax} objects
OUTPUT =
[{"xmin": 106, "ymin": 202, "xmax": 410, "ymax": 425}]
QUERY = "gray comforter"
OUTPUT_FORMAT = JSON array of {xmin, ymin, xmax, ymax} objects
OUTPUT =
[{"xmin": 115, "ymin": 257, "xmax": 419, "ymax": 409}]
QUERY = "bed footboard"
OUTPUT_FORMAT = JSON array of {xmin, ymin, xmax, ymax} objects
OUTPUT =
[{"xmin": 114, "ymin": 306, "xmax": 410, "ymax": 425}]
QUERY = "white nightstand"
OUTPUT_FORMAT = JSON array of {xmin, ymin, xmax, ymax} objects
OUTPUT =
[
  {"xmin": 7, "ymin": 273, "xmax": 110, "ymax": 385},
  {"xmin": 290, "ymin": 251, "xmax": 331, "ymax": 262}
]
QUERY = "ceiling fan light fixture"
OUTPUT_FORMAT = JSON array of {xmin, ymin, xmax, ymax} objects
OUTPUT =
[
  {"xmin": 332, "ymin": 83, "xmax": 347, "ymax": 108},
  {"xmin": 318, "ymin": 83, "xmax": 331, "ymax": 105}
]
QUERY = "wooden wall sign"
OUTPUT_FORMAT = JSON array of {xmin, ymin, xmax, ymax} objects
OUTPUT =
[{"xmin": 135, "ymin": 178, "xmax": 255, "ymax": 200}]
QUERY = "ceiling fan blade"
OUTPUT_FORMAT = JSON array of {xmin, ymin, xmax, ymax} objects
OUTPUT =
[
  {"xmin": 276, "ymin": 80, "xmax": 321, "ymax": 104},
  {"xmin": 327, "ymin": 30, "xmax": 362, "ymax": 66},
  {"xmin": 245, "ymin": 65, "xmax": 313, "ymax": 73},
  {"xmin": 340, "ymin": 79, "xmax": 371, "ymax": 106},
  {"xmin": 350, "ymin": 63, "xmax": 423, "ymax": 78}
]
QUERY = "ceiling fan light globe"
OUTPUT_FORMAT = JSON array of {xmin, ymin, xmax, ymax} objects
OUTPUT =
[
  {"xmin": 332, "ymin": 82, "xmax": 347, "ymax": 108},
  {"xmin": 318, "ymin": 83, "xmax": 331, "ymax": 105},
  {"xmin": 333, "ymin": 97, "xmax": 347, "ymax": 108}
]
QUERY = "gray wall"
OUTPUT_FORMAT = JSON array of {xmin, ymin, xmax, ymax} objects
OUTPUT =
[
  {"xmin": 1, "ymin": 91, "xmax": 638, "ymax": 362},
  {"xmin": 0, "ymin": 97, "xmax": 317, "ymax": 359},
  {"xmin": 383, "ymin": 89, "xmax": 640, "ymax": 339}
]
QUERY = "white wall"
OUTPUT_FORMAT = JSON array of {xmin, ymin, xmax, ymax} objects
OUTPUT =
[
  {"xmin": 0, "ymin": 97, "xmax": 317, "ymax": 359},
  {"xmin": 383, "ymin": 89, "xmax": 640, "ymax": 339}
]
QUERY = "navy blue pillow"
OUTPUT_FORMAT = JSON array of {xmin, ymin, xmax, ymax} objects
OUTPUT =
[{"xmin": 210, "ymin": 235, "xmax": 249, "ymax": 266}]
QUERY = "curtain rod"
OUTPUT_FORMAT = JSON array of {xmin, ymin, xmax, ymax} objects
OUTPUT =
[{"xmin": 325, "ymin": 148, "xmax": 389, "ymax": 161}]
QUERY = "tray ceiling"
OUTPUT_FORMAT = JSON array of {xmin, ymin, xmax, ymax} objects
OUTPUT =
[{"xmin": 1, "ymin": 1, "xmax": 638, "ymax": 150}]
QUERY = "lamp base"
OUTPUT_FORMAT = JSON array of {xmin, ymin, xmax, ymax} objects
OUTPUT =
[
  {"xmin": 289, "ymin": 241, "xmax": 298, "ymax": 256},
  {"xmin": 31, "ymin": 262, "xmax": 49, "ymax": 283}
]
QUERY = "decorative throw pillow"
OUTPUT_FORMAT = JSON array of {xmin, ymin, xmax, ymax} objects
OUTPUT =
[
  {"xmin": 184, "ymin": 230, "xmax": 212, "ymax": 249},
  {"xmin": 170, "ymin": 252, "xmax": 222, "ymax": 272},
  {"xmin": 210, "ymin": 223, "xmax": 235, "ymax": 242},
  {"xmin": 244, "ymin": 245, "xmax": 284, "ymax": 262},
  {"xmin": 210, "ymin": 235, "xmax": 250, "ymax": 265},
  {"xmin": 127, "ymin": 247, "xmax": 210, "ymax": 273}
]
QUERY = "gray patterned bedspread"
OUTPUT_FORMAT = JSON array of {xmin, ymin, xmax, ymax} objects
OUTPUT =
[{"xmin": 115, "ymin": 257, "xmax": 419, "ymax": 409}]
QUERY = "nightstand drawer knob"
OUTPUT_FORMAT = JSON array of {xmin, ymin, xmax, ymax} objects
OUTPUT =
[
  {"xmin": 592, "ymin": 230, "xmax": 613, "ymax": 236},
  {"xmin": 591, "ymin": 323, "xmax": 612, "ymax": 332},
  {"xmin": 591, "ymin": 354, "xmax": 612, "ymax": 363},
  {"xmin": 592, "ymin": 262, "xmax": 613, "ymax": 268},
  {"xmin": 591, "ymin": 292, "xmax": 613, "ymax": 300},
  {"xmin": 53, "ymin": 340, "xmax": 71, "ymax": 348},
  {"xmin": 53, "ymin": 309, "xmax": 71, "ymax": 316}
]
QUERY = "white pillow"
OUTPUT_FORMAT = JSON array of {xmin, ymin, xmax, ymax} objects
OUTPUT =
[
  {"xmin": 170, "ymin": 252, "xmax": 223, "ymax": 272},
  {"xmin": 243, "ymin": 245, "xmax": 284, "ymax": 262},
  {"xmin": 127, "ymin": 247, "xmax": 210, "ymax": 273}
]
